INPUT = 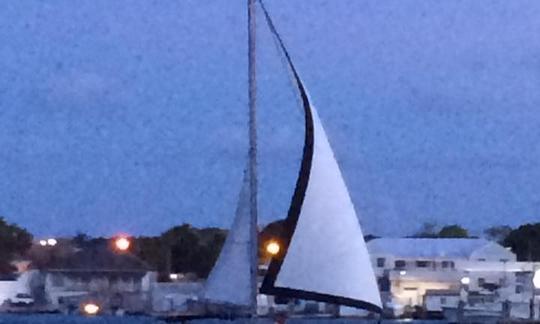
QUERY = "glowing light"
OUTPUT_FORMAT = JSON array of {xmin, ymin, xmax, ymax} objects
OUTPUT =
[
  {"xmin": 114, "ymin": 237, "xmax": 131, "ymax": 252},
  {"xmin": 47, "ymin": 238, "xmax": 57, "ymax": 246},
  {"xmin": 461, "ymin": 277, "xmax": 470, "ymax": 285},
  {"xmin": 83, "ymin": 303, "xmax": 100, "ymax": 315},
  {"xmin": 266, "ymin": 241, "xmax": 280, "ymax": 256},
  {"xmin": 400, "ymin": 270, "xmax": 407, "ymax": 276},
  {"xmin": 533, "ymin": 269, "xmax": 540, "ymax": 289},
  {"xmin": 169, "ymin": 273, "xmax": 179, "ymax": 280},
  {"xmin": 39, "ymin": 240, "xmax": 47, "ymax": 246}
]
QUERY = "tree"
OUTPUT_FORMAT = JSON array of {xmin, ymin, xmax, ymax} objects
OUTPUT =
[
  {"xmin": 134, "ymin": 224, "xmax": 227, "ymax": 280},
  {"xmin": 484, "ymin": 225, "xmax": 512, "ymax": 244},
  {"xmin": 162, "ymin": 224, "xmax": 200, "ymax": 275},
  {"xmin": 438, "ymin": 225, "xmax": 469, "ymax": 238},
  {"xmin": 259, "ymin": 219, "xmax": 287, "ymax": 262},
  {"xmin": 503, "ymin": 223, "xmax": 540, "ymax": 261},
  {"xmin": 72, "ymin": 232, "xmax": 92, "ymax": 249},
  {"xmin": 411, "ymin": 222, "xmax": 439, "ymax": 238},
  {"xmin": 134, "ymin": 236, "xmax": 164, "ymax": 275},
  {"xmin": 197, "ymin": 227, "xmax": 226, "ymax": 277},
  {"xmin": 411, "ymin": 223, "xmax": 470, "ymax": 238},
  {"xmin": 0, "ymin": 217, "xmax": 33, "ymax": 274}
]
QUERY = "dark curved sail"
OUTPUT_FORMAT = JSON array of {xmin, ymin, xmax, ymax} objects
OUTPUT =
[{"xmin": 258, "ymin": 0, "xmax": 382, "ymax": 312}]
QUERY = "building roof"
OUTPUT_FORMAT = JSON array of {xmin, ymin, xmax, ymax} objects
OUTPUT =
[
  {"xmin": 47, "ymin": 245, "xmax": 150, "ymax": 273},
  {"xmin": 367, "ymin": 238, "xmax": 496, "ymax": 259}
]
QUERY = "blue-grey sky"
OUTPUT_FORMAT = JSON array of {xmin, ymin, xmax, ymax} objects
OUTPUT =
[{"xmin": 1, "ymin": 1, "xmax": 540, "ymax": 237}]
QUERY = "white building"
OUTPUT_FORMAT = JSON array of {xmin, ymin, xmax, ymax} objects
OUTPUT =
[
  {"xmin": 367, "ymin": 238, "xmax": 522, "ymax": 316},
  {"xmin": 42, "ymin": 245, "xmax": 155, "ymax": 313},
  {"xmin": 0, "ymin": 271, "xmax": 37, "ymax": 307}
]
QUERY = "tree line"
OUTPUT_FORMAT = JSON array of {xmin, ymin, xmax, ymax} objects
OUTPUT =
[
  {"xmin": 1, "ymin": 216, "xmax": 540, "ymax": 278},
  {"xmin": 411, "ymin": 222, "xmax": 540, "ymax": 261}
]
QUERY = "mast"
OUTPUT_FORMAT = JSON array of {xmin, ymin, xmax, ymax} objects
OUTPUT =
[
  {"xmin": 202, "ymin": 0, "xmax": 258, "ymax": 311},
  {"xmin": 247, "ymin": 0, "xmax": 258, "ymax": 314}
]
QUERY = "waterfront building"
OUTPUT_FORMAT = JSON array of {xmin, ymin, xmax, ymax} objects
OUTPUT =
[
  {"xmin": 42, "ymin": 245, "xmax": 155, "ymax": 313},
  {"xmin": 367, "ymin": 237, "xmax": 539, "ymax": 319}
]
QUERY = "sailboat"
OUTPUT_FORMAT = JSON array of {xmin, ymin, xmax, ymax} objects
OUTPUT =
[{"xmin": 200, "ymin": 0, "xmax": 382, "ymax": 317}]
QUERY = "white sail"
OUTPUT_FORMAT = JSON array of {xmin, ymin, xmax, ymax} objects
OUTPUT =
[
  {"xmin": 257, "ymin": 0, "xmax": 381, "ymax": 310},
  {"xmin": 203, "ymin": 169, "xmax": 255, "ymax": 307},
  {"xmin": 273, "ymin": 106, "xmax": 382, "ymax": 310}
]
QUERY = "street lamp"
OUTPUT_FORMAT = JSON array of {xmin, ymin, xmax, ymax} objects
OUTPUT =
[
  {"xmin": 460, "ymin": 277, "xmax": 471, "ymax": 285},
  {"xmin": 39, "ymin": 238, "xmax": 57, "ymax": 247},
  {"xmin": 82, "ymin": 302, "xmax": 100, "ymax": 315},
  {"xmin": 114, "ymin": 237, "xmax": 131, "ymax": 252},
  {"xmin": 265, "ymin": 241, "xmax": 280, "ymax": 256}
]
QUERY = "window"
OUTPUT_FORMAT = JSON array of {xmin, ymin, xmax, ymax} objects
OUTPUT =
[
  {"xmin": 416, "ymin": 260, "xmax": 429, "ymax": 268},
  {"xmin": 478, "ymin": 258, "xmax": 486, "ymax": 261},
  {"xmin": 440, "ymin": 297, "xmax": 447, "ymax": 305},
  {"xmin": 378, "ymin": 276, "xmax": 390, "ymax": 292},
  {"xmin": 441, "ymin": 261, "xmax": 456, "ymax": 269},
  {"xmin": 52, "ymin": 274, "xmax": 64, "ymax": 287},
  {"xmin": 395, "ymin": 260, "xmax": 406, "ymax": 269},
  {"xmin": 377, "ymin": 258, "xmax": 385, "ymax": 268},
  {"xmin": 516, "ymin": 285, "xmax": 523, "ymax": 294},
  {"xmin": 478, "ymin": 278, "xmax": 485, "ymax": 286}
]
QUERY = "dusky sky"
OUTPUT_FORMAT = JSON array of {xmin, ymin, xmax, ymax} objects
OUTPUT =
[{"xmin": 1, "ymin": 1, "xmax": 540, "ymax": 237}]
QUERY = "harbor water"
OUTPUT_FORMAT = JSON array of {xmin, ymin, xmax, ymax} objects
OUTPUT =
[{"xmin": 0, "ymin": 315, "xmax": 455, "ymax": 324}]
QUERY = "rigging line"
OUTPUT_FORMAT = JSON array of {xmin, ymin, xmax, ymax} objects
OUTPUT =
[
  {"xmin": 263, "ymin": 10, "xmax": 305, "ymax": 115},
  {"xmin": 257, "ymin": 0, "xmax": 315, "ymax": 117},
  {"xmin": 257, "ymin": 0, "xmax": 303, "ymax": 91}
]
